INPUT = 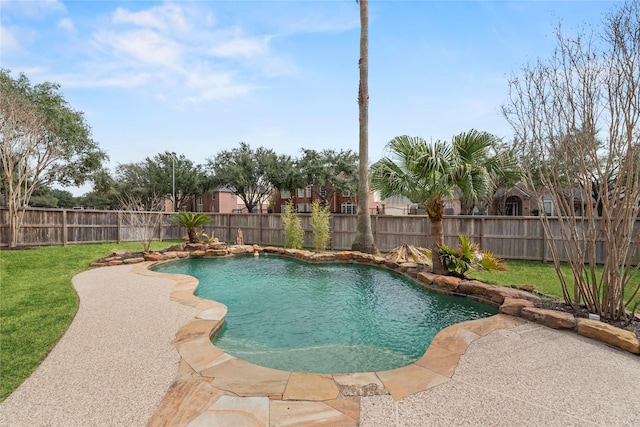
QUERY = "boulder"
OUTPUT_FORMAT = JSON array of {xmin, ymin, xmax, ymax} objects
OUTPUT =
[
  {"xmin": 144, "ymin": 252, "xmax": 165, "ymax": 262},
  {"xmin": 228, "ymin": 245, "xmax": 254, "ymax": 254},
  {"xmin": 521, "ymin": 307, "xmax": 576, "ymax": 329},
  {"xmin": 176, "ymin": 251, "xmax": 190, "ymax": 258},
  {"xmin": 107, "ymin": 260, "xmax": 124, "ymax": 266},
  {"xmin": 457, "ymin": 280, "xmax": 494, "ymax": 298},
  {"xmin": 417, "ymin": 271, "xmax": 437, "ymax": 286},
  {"xmin": 190, "ymin": 250, "xmax": 206, "ymax": 257},
  {"xmin": 123, "ymin": 257, "xmax": 145, "ymax": 264},
  {"xmin": 334, "ymin": 251, "xmax": 353, "ymax": 261},
  {"xmin": 206, "ymin": 249, "xmax": 228, "ymax": 256},
  {"xmin": 499, "ymin": 297, "xmax": 534, "ymax": 316},
  {"xmin": 577, "ymin": 318, "xmax": 640, "ymax": 354},
  {"xmin": 309, "ymin": 253, "xmax": 336, "ymax": 262},
  {"xmin": 398, "ymin": 262, "xmax": 418, "ymax": 272},
  {"xmin": 433, "ymin": 275, "xmax": 461, "ymax": 291},
  {"xmin": 352, "ymin": 252, "xmax": 374, "ymax": 263},
  {"xmin": 164, "ymin": 251, "xmax": 178, "ymax": 259}
]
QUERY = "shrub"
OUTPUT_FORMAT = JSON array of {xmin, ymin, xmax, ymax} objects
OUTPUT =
[
  {"xmin": 282, "ymin": 203, "xmax": 304, "ymax": 249},
  {"xmin": 169, "ymin": 211, "xmax": 211, "ymax": 243},
  {"xmin": 439, "ymin": 234, "xmax": 506, "ymax": 276},
  {"xmin": 310, "ymin": 200, "xmax": 331, "ymax": 252}
]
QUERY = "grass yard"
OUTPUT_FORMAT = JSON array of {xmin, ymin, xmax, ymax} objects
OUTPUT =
[
  {"xmin": 468, "ymin": 260, "xmax": 640, "ymax": 308},
  {"xmin": 0, "ymin": 241, "xmax": 180, "ymax": 401}
]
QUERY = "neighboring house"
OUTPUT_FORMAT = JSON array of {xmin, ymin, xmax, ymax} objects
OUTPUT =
[
  {"xmin": 273, "ymin": 184, "xmax": 382, "ymax": 215},
  {"xmin": 190, "ymin": 187, "xmax": 242, "ymax": 213},
  {"xmin": 490, "ymin": 185, "xmax": 591, "ymax": 216}
]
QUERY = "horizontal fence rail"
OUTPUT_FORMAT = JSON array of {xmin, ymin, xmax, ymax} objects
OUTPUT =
[{"xmin": 1, "ymin": 208, "xmax": 639, "ymax": 264}]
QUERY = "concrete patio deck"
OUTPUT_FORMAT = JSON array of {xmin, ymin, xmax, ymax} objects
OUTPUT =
[{"xmin": 0, "ymin": 262, "xmax": 638, "ymax": 426}]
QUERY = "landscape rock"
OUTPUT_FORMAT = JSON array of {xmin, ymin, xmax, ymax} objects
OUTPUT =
[
  {"xmin": 190, "ymin": 250, "xmax": 206, "ymax": 257},
  {"xmin": 417, "ymin": 271, "xmax": 437, "ymax": 286},
  {"xmin": 144, "ymin": 253, "xmax": 165, "ymax": 262},
  {"xmin": 521, "ymin": 307, "xmax": 576, "ymax": 329},
  {"xmin": 205, "ymin": 249, "xmax": 228, "ymax": 256},
  {"xmin": 123, "ymin": 257, "xmax": 145, "ymax": 264},
  {"xmin": 433, "ymin": 275, "xmax": 461, "ymax": 291},
  {"xmin": 499, "ymin": 297, "xmax": 534, "ymax": 316},
  {"xmin": 577, "ymin": 318, "xmax": 640, "ymax": 354},
  {"xmin": 334, "ymin": 251, "xmax": 353, "ymax": 261}
]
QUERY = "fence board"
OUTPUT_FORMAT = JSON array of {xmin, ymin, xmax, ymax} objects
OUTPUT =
[{"xmin": 1, "ymin": 208, "xmax": 638, "ymax": 264}]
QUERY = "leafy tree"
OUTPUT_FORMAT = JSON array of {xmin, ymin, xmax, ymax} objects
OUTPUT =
[
  {"xmin": 296, "ymin": 148, "xmax": 359, "ymax": 202},
  {"xmin": 0, "ymin": 70, "xmax": 107, "ymax": 247},
  {"xmin": 351, "ymin": 0, "xmax": 378, "ymax": 254},
  {"xmin": 29, "ymin": 186, "xmax": 76, "ymax": 208},
  {"xmin": 143, "ymin": 151, "xmax": 205, "ymax": 211},
  {"xmin": 169, "ymin": 211, "xmax": 211, "ymax": 243},
  {"xmin": 207, "ymin": 143, "xmax": 277, "ymax": 213},
  {"xmin": 371, "ymin": 130, "xmax": 517, "ymax": 274},
  {"xmin": 503, "ymin": 0, "xmax": 640, "ymax": 321}
]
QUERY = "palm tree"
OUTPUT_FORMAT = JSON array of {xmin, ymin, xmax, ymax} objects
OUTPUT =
[
  {"xmin": 351, "ymin": 0, "xmax": 379, "ymax": 254},
  {"xmin": 370, "ymin": 130, "xmax": 519, "ymax": 274},
  {"xmin": 169, "ymin": 211, "xmax": 211, "ymax": 244}
]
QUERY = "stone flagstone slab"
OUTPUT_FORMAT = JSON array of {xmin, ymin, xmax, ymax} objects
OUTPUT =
[
  {"xmin": 186, "ymin": 396, "xmax": 269, "ymax": 427},
  {"xmin": 414, "ymin": 343, "xmax": 461, "ymax": 378},
  {"xmin": 203, "ymin": 358, "xmax": 290, "ymax": 397},
  {"xmin": 283, "ymin": 372, "xmax": 340, "ymax": 401},
  {"xmin": 429, "ymin": 324, "xmax": 481, "ymax": 354},
  {"xmin": 376, "ymin": 364, "xmax": 450, "ymax": 400},
  {"xmin": 176, "ymin": 337, "xmax": 226, "ymax": 372},
  {"xmin": 148, "ymin": 379, "xmax": 224, "ymax": 427},
  {"xmin": 270, "ymin": 400, "xmax": 357, "ymax": 427},
  {"xmin": 325, "ymin": 397, "xmax": 361, "ymax": 421},
  {"xmin": 332, "ymin": 373, "xmax": 387, "ymax": 396}
]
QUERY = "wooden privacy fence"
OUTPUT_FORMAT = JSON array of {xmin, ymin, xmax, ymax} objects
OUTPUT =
[{"xmin": 1, "ymin": 208, "xmax": 639, "ymax": 263}]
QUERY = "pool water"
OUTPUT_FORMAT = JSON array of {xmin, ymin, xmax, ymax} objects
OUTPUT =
[{"xmin": 154, "ymin": 255, "xmax": 498, "ymax": 373}]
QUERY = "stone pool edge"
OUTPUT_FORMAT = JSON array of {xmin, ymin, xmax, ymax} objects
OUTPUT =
[{"xmin": 128, "ymin": 245, "xmax": 639, "ymax": 426}]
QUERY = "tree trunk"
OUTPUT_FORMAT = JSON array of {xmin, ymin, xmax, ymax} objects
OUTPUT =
[
  {"xmin": 188, "ymin": 227, "xmax": 198, "ymax": 243},
  {"xmin": 351, "ymin": 0, "xmax": 378, "ymax": 254},
  {"xmin": 427, "ymin": 198, "xmax": 447, "ymax": 274}
]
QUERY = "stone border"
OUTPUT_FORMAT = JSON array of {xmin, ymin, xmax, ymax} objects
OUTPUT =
[{"xmin": 123, "ymin": 245, "xmax": 639, "ymax": 425}]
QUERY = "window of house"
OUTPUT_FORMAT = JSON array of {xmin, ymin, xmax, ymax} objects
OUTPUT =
[
  {"xmin": 297, "ymin": 188, "xmax": 305, "ymax": 198},
  {"xmin": 305, "ymin": 186, "xmax": 312, "ymax": 198},
  {"xmin": 341, "ymin": 202, "xmax": 356, "ymax": 214},
  {"xmin": 297, "ymin": 203, "xmax": 310, "ymax": 213},
  {"xmin": 196, "ymin": 196, "xmax": 203, "ymax": 212},
  {"xmin": 319, "ymin": 186, "xmax": 327, "ymax": 198},
  {"xmin": 281, "ymin": 190, "xmax": 291, "ymax": 199},
  {"xmin": 342, "ymin": 189, "xmax": 351, "ymax": 197},
  {"xmin": 212, "ymin": 192, "xmax": 216, "ymax": 199},
  {"xmin": 542, "ymin": 195, "xmax": 554, "ymax": 216},
  {"xmin": 230, "ymin": 193, "xmax": 235, "ymax": 199}
]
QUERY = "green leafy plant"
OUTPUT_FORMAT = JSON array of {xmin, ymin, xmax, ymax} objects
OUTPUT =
[
  {"xmin": 169, "ymin": 211, "xmax": 211, "ymax": 243},
  {"xmin": 281, "ymin": 203, "xmax": 304, "ymax": 249},
  {"xmin": 310, "ymin": 200, "xmax": 331, "ymax": 252},
  {"xmin": 438, "ymin": 234, "xmax": 506, "ymax": 275}
]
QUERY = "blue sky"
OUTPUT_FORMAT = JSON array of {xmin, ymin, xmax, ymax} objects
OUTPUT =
[{"xmin": 1, "ymin": 0, "xmax": 621, "ymax": 195}]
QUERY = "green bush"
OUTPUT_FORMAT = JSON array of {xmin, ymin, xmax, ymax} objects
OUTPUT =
[
  {"xmin": 169, "ymin": 211, "xmax": 211, "ymax": 243},
  {"xmin": 282, "ymin": 203, "xmax": 304, "ymax": 249},
  {"xmin": 310, "ymin": 200, "xmax": 331, "ymax": 252},
  {"xmin": 439, "ymin": 234, "xmax": 506, "ymax": 275}
]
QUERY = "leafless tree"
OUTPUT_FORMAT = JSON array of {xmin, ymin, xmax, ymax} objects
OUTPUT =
[
  {"xmin": 503, "ymin": 1, "xmax": 640, "ymax": 322},
  {"xmin": 117, "ymin": 194, "xmax": 165, "ymax": 252}
]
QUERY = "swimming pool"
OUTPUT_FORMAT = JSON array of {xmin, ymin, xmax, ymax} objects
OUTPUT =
[{"xmin": 154, "ymin": 255, "xmax": 497, "ymax": 373}]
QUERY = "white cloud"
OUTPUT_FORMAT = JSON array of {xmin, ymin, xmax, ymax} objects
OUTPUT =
[
  {"xmin": 57, "ymin": 18, "xmax": 75, "ymax": 33},
  {"xmin": 0, "ymin": 24, "xmax": 21, "ymax": 51},
  {"xmin": 0, "ymin": 0, "xmax": 65, "ymax": 19},
  {"xmin": 112, "ymin": 3, "xmax": 190, "ymax": 33},
  {"xmin": 92, "ymin": 29, "xmax": 182, "ymax": 68},
  {"xmin": 210, "ymin": 35, "xmax": 272, "ymax": 58}
]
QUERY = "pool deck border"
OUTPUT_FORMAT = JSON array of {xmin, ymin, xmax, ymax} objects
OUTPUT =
[{"xmin": 132, "ymin": 246, "xmax": 639, "ymax": 426}]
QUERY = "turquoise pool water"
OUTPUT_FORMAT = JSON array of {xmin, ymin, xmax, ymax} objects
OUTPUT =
[{"xmin": 154, "ymin": 255, "xmax": 498, "ymax": 373}]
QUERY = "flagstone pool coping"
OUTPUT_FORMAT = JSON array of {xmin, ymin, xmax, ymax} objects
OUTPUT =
[{"xmin": 131, "ymin": 246, "xmax": 639, "ymax": 426}]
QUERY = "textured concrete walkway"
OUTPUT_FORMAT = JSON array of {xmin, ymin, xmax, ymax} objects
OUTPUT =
[{"xmin": 1, "ymin": 263, "xmax": 638, "ymax": 426}]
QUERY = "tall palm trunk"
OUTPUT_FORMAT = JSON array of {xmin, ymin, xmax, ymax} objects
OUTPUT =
[
  {"xmin": 352, "ymin": 0, "xmax": 378, "ymax": 254},
  {"xmin": 427, "ymin": 198, "xmax": 447, "ymax": 274}
]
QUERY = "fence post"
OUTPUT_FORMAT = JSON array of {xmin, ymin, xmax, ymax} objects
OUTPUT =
[
  {"xmin": 159, "ymin": 215, "xmax": 163, "ymax": 242},
  {"xmin": 479, "ymin": 217, "xmax": 485, "ymax": 249},
  {"xmin": 117, "ymin": 212, "xmax": 121, "ymax": 244},
  {"xmin": 227, "ymin": 213, "xmax": 231, "ymax": 243},
  {"xmin": 62, "ymin": 209, "xmax": 67, "ymax": 246},
  {"xmin": 542, "ymin": 225, "xmax": 547, "ymax": 263},
  {"xmin": 259, "ymin": 213, "xmax": 263, "ymax": 246}
]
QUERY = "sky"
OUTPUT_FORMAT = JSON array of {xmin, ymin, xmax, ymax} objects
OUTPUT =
[{"xmin": 0, "ymin": 0, "xmax": 623, "ymax": 196}]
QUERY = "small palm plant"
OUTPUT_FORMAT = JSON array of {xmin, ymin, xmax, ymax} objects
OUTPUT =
[
  {"xmin": 439, "ymin": 234, "xmax": 506, "ymax": 276},
  {"xmin": 169, "ymin": 211, "xmax": 211, "ymax": 243}
]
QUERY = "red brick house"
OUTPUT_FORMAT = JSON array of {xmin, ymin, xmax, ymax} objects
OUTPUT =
[
  {"xmin": 272, "ymin": 185, "xmax": 383, "ymax": 215},
  {"xmin": 190, "ymin": 188, "xmax": 242, "ymax": 213}
]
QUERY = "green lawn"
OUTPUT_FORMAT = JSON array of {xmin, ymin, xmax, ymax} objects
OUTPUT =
[
  {"xmin": 468, "ymin": 260, "xmax": 640, "ymax": 307},
  {"xmin": 0, "ymin": 241, "xmax": 179, "ymax": 401}
]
